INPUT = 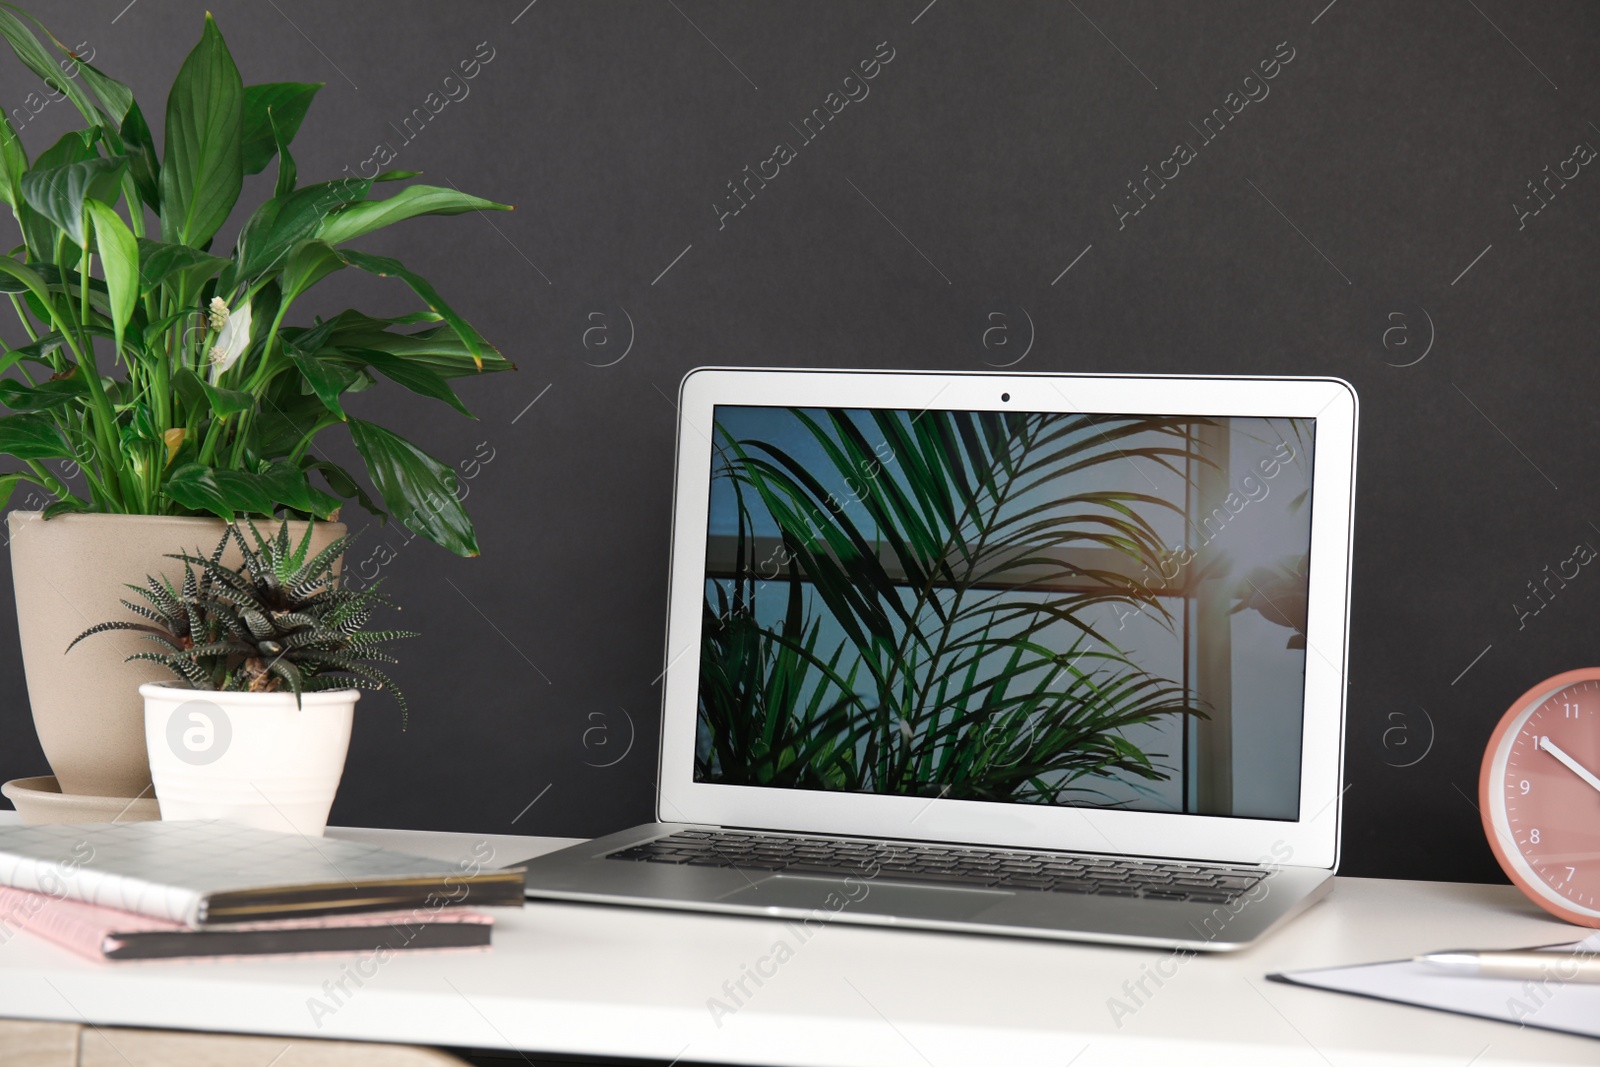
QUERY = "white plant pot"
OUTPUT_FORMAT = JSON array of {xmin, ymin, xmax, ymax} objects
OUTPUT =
[{"xmin": 141, "ymin": 683, "xmax": 359, "ymax": 837}]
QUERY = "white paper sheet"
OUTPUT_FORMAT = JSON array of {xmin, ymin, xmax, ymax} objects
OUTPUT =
[{"xmin": 1270, "ymin": 932, "xmax": 1600, "ymax": 1040}]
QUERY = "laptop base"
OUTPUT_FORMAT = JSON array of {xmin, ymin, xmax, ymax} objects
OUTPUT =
[{"xmin": 522, "ymin": 823, "xmax": 1335, "ymax": 952}]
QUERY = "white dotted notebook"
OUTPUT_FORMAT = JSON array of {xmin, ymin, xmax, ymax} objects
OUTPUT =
[{"xmin": 0, "ymin": 820, "xmax": 525, "ymax": 928}]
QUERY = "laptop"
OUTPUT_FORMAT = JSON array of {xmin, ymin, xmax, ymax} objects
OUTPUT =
[{"xmin": 522, "ymin": 368, "xmax": 1358, "ymax": 951}]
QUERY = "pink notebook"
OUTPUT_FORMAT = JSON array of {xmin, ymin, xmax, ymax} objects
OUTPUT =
[{"xmin": 0, "ymin": 885, "xmax": 492, "ymax": 962}]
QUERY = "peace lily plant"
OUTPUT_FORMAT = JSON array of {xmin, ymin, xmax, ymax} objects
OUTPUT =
[
  {"xmin": 0, "ymin": 5, "xmax": 513, "ymax": 818},
  {"xmin": 0, "ymin": 6, "xmax": 511, "ymax": 552}
]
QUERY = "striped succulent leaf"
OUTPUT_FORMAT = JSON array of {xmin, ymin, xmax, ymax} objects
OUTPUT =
[{"xmin": 69, "ymin": 519, "xmax": 416, "ymax": 724}]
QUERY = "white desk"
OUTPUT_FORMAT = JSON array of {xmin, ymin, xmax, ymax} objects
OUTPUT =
[{"xmin": 0, "ymin": 818, "xmax": 1593, "ymax": 1066}]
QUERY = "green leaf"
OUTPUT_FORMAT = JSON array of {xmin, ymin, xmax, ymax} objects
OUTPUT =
[
  {"xmin": 121, "ymin": 401, "xmax": 160, "ymax": 443},
  {"xmin": 361, "ymin": 324, "xmax": 512, "ymax": 378},
  {"xmin": 41, "ymin": 497, "xmax": 89, "ymax": 519},
  {"xmin": 0, "ymin": 470, "xmax": 30, "ymax": 509},
  {"xmin": 198, "ymin": 378, "xmax": 252, "ymax": 417},
  {"xmin": 258, "ymin": 459, "xmax": 340, "ymax": 518},
  {"xmin": 230, "ymin": 177, "xmax": 370, "ymax": 284},
  {"xmin": 247, "ymin": 279, "xmax": 280, "ymax": 369},
  {"xmin": 20, "ymin": 156, "xmax": 127, "ymax": 248},
  {"xmin": 18, "ymin": 129, "xmax": 96, "ymax": 255},
  {"xmin": 118, "ymin": 99, "xmax": 161, "ymax": 211},
  {"xmin": 137, "ymin": 238, "xmax": 227, "ymax": 294},
  {"xmin": 316, "ymin": 185, "xmax": 510, "ymax": 246},
  {"xmin": 281, "ymin": 239, "xmax": 342, "ymax": 305},
  {"xmin": 269, "ymin": 107, "xmax": 296, "ymax": 199},
  {"xmin": 0, "ymin": 375, "xmax": 86, "ymax": 411},
  {"xmin": 335, "ymin": 310, "xmax": 441, "ymax": 327},
  {"xmin": 26, "ymin": 262, "xmax": 105, "ymax": 298},
  {"xmin": 170, "ymin": 366, "xmax": 207, "ymax": 411},
  {"xmin": 336, "ymin": 249, "xmax": 495, "ymax": 370},
  {"xmin": 346, "ymin": 418, "xmax": 477, "ymax": 556},
  {"xmin": 73, "ymin": 60, "xmax": 135, "ymax": 126},
  {"xmin": 343, "ymin": 347, "xmax": 471, "ymax": 417},
  {"xmin": 0, "ymin": 255, "xmax": 53, "ymax": 311},
  {"xmin": 160, "ymin": 12, "xmax": 243, "ymax": 248},
  {"xmin": 345, "ymin": 308, "xmax": 441, "ymax": 326},
  {"xmin": 319, "ymin": 309, "xmax": 513, "ymax": 378},
  {"xmin": 251, "ymin": 374, "xmax": 328, "ymax": 458},
  {"xmin": 0, "ymin": 411, "xmax": 72, "ymax": 458},
  {"xmin": 33, "ymin": 127, "xmax": 99, "ymax": 170},
  {"xmin": 84, "ymin": 201, "xmax": 137, "ymax": 352},
  {"xmin": 0, "ymin": 331, "xmax": 67, "ymax": 371},
  {"xmin": 0, "ymin": 111, "xmax": 26, "ymax": 211},
  {"xmin": 374, "ymin": 169, "xmax": 420, "ymax": 182},
  {"xmin": 283, "ymin": 332, "xmax": 352, "ymax": 418},
  {"xmin": 163, "ymin": 461, "xmax": 274, "ymax": 519},
  {"xmin": 240, "ymin": 82, "xmax": 319, "ymax": 175},
  {"xmin": 0, "ymin": 6, "xmax": 99, "ymax": 124},
  {"xmin": 303, "ymin": 457, "xmax": 385, "ymax": 521}
]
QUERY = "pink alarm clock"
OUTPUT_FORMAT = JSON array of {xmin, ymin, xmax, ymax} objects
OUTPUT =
[{"xmin": 1480, "ymin": 668, "xmax": 1600, "ymax": 927}]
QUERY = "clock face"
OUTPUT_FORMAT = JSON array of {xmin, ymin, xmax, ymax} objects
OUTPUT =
[{"xmin": 1481, "ymin": 670, "xmax": 1600, "ymax": 927}]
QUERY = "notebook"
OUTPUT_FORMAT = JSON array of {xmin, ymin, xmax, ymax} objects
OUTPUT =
[
  {"xmin": 0, "ymin": 885, "xmax": 493, "ymax": 962},
  {"xmin": 0, "ymin": 821, "xmax": 526, "ymax": 927},
  {"xmin": 1269, "ymin": 932, "xmax": 1600, "ymax": 1040}
]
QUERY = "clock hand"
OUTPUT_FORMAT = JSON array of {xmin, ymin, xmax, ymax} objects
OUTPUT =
[{"xmin": 1539, "ymin": 736, "xmax": 1600, "ymax": 796}]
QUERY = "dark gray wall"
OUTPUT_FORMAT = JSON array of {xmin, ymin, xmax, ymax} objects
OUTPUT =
[{"xmin": 0, "ymin": 0, "xmax": 1595, "ymax": 884}]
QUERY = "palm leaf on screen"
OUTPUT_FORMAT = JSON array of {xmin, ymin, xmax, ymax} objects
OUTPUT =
[{"xmin": 698, "ymin": 408, "xmax": 1211, "ymax": 805}]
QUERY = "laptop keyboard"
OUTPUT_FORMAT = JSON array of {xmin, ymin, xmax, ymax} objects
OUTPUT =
[{"xmin": 608, "ymin": 829, "xmax": 1266, "ymax": 904}]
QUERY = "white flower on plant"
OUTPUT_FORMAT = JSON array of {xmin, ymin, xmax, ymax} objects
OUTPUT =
[
  {"xmin": 206, "ymin": 296, "xmax": 229, "ymax": 332},
  {"xmin": 208, "ymin": 299, "xmax": 252, "ymax": 377}
]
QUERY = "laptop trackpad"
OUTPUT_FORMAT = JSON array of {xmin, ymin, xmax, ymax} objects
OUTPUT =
[{"xmin": 721, "ymin": 875, "xmax": 1004, "ymax": 921}]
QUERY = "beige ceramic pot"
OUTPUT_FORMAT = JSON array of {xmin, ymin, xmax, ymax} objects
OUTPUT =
[{"xmin": 7, "ymin": 513, "xmax": 345, "ymax": 800}]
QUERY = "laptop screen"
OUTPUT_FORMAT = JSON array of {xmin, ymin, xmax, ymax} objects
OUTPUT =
[{"xmin": 696, "ymin": 405, "xmax": 1315, "ymax": 822}]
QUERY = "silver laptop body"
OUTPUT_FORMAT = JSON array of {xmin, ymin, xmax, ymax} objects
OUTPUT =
[{"xmin": 523, "ymin": 369, "xmax": 1358, "ymax": 951}]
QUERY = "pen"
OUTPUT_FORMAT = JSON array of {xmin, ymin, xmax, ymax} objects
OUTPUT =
[{"xmin": 1415, "ymin": 950, "xmax": 1600, "ymax": 984}]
